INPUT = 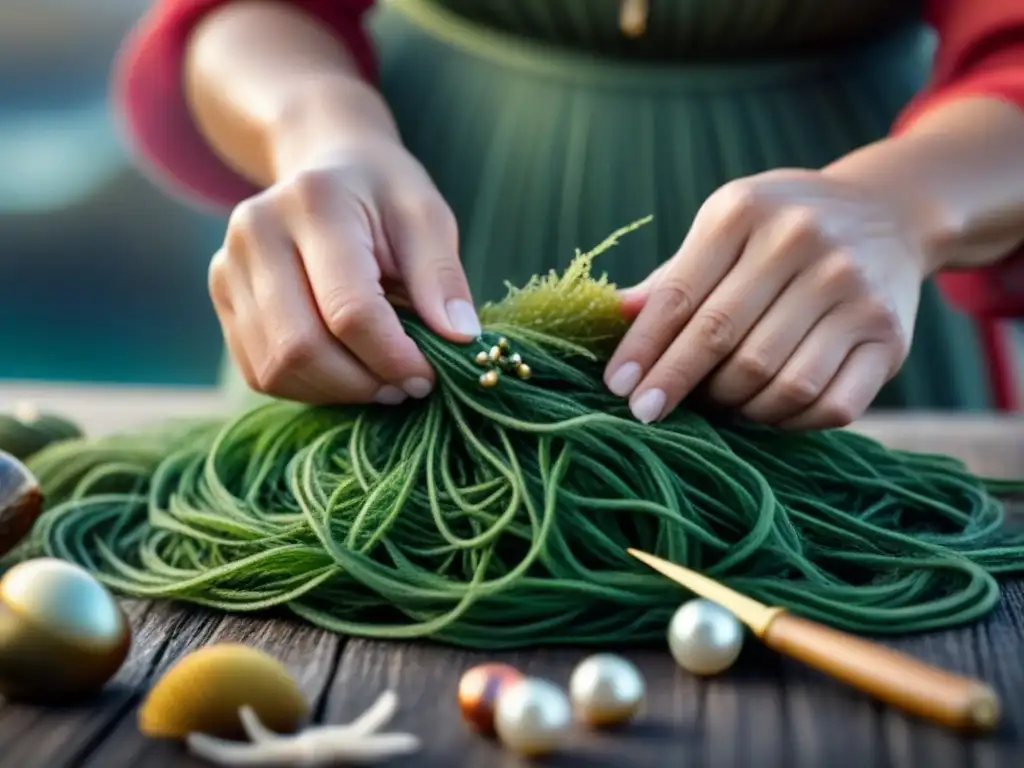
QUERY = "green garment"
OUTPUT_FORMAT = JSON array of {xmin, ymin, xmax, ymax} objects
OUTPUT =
[{"xmin": 222, "ymin": 0, "xmax": 993, "ymax": 411}]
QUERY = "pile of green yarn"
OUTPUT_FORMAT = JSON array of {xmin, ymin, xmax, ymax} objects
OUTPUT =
[{"xmin": 3, "ymin": 219, "xmax": 1023, "ymax": 649}]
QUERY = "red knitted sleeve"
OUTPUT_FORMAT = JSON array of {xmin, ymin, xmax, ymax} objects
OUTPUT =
[
  {"xmin": 895, "ymin": 0, "xmax": 1024, "ymax": 318},
  {"xmin": 112, "ymin": 0, "xmax": 376, "ymax": 210}
]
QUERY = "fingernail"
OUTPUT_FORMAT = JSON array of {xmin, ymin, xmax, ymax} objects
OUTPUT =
[
  {"xmin": 403, "ymin": 376, "xmax": 433, "ymax": 399},
  {"xmin": 446, "ymin": 299, "xmax": 481, "ymax": 337},
  {"xmin": 373, "ymin": 385, "xmax": 407, "ymax": 405},
  {"xmin": 631, "ymin": 389, "xmax": 666, "ymax": 423},
  {"xmin": 607, "ymin": 361, "xmax": 642, "ymax": 397}
]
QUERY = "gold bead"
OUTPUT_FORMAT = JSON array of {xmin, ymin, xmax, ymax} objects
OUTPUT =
[
  {"xmin": 474, "ymin": 351, "xmax": 490, "ymax": 366},
  {"xmin": 508, "ymin": 353, "xmax": 523, "ymax": 367},
  {"xmin": 488, "ymin": 346, "xmax": 502, "ymax": 363},
  {"xmin": 516, "ymin": 364, "xmax": 532, "ymax": 380},
  {"xmin": 497, "ymin": 337, "xmax": 511, "ymax": 353},
  {"xmin": 479, "ymin": 370, "xmax": 500, "ymax": 388}
]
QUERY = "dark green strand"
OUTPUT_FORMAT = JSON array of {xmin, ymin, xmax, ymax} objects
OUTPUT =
[{"xmin": 3, "ymin": 316, "xmax": 1023, "ymax": 649}]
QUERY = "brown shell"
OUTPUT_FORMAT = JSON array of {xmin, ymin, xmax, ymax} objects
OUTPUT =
[{"xmin": 0, "ymin": 450, "xmax": 43, "ymax": 556}]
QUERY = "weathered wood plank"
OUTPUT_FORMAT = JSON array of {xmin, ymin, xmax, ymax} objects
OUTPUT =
[{"xmin": 322, "ymin": 506, "xmax": 1024, "ymax": 768}]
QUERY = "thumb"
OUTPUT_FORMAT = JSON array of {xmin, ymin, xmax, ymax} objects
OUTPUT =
[{"xmin": 383, "ymin": 195, "xmax": 481, "ymax": 342}]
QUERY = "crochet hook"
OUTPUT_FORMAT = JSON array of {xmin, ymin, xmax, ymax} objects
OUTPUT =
[{"xmin": 627, "ymin": 548, "xmax": 1000, "ymax": 733}]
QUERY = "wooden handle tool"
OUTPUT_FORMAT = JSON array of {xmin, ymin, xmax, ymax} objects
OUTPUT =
[{"xmin": 627, "ymin": 548, "xmax": 1000, "ymax": 733}]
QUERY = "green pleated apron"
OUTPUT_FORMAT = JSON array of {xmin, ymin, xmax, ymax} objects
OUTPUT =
[{"xmin": 221, "ymin": 0, "xmax": 994, "ymax": 411}]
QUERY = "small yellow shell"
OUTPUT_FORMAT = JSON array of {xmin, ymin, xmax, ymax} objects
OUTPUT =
[{"xmin": 139, "ymin": 643, "xmax": 309, "ymax": 739}]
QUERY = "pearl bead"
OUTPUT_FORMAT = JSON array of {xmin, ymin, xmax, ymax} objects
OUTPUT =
[
  {"xmin": 668, "ymin": 598, "xmax": 744, "ymax": 676},
  {"xmin": 494, "ymin": 678, "xmax": 572, "ymax": 756},
  {"xmin": 457, "ymin": 662, "xmax": 524, "ymax": 735},
  {"xmin": 568, "ymin": 653, "xmax": 645, "ymax": 727}
]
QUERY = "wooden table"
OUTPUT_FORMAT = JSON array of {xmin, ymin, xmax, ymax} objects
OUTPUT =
[{"xmin": 1, "ymin": 383, "xmax": 1023, "ymax": 768}]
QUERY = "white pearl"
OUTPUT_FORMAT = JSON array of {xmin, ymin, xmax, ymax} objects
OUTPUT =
[
  {"xmin": 568, "ymin": 653, "xmax": 645, "ymax": 727},
  {"xmin": 494, "ymin": 678, "xmax": 572, "ymax": 756},
  {"xmin": 668, "ymin": 598, "xmax": 744, "ymax": 675}
]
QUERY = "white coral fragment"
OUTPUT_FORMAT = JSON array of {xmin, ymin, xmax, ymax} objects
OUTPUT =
[{"xmin": 185, "ymin": 690, "xmax": 420, "ymax": 766}]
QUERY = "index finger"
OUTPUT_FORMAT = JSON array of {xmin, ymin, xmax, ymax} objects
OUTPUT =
[
  {"xmin": 604, "ymin": 201, "xmax": 751, "ymax": 399},
  {"xmin": 294, "ymin": 202, "xmax": 436, "ymax": 398}
]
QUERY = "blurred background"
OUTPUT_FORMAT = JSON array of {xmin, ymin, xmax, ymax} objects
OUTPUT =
[
  {"xmin": 0, "ymin": 1, "xmax": 1021, "ymax": 400},
  {"xmin": 0, "ymin": 0, "xmax": 225, "ymax": 387}
]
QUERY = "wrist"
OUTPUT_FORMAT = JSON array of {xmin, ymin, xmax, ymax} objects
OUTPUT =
[
  {"xmin": 267, "ymin": 75, "xmax": 403, "ymax": 178},
  {"xmin": 823, "ymin": 144, "xmax": 959, "ymax": 277}
]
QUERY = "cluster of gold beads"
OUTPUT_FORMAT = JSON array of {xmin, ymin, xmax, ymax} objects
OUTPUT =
[{"xmin": 474, "ymin": 337, "xmax": 531, "ymax": 388}]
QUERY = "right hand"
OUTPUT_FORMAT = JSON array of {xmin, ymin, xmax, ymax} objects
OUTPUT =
[{"xmin": 208, "ymin": 135, "xmax": 480, "ymax": 405}]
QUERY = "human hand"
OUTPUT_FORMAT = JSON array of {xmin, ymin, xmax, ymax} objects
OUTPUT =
[
  {"xmin": 604, "ymin": 169, "xmax": 930, "ymax": 429},
  {"xmin": 208, "ymin": 135, "xmax": 479, "ymax": 405}
]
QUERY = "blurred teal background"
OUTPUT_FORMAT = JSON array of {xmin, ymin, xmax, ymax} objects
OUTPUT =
[{"xmin": 0, "ymin": 1, "xmax": 225, "ymax": 386}]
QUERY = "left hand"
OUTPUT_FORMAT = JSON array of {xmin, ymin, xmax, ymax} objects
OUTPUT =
[{"xmin": 604, "ymin": 168, "xmax": 930, "ymax": 430}]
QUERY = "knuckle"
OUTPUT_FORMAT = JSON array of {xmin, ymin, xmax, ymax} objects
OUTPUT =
[
  {"xmin": 207, "ymin": 249, "xmax": 232, "ymax": 307},
  {"xmin": 861, "ymin": 297, "xmax": 900, "ymax": 334},
  {"xmin": 816, "ymin": 397, "xmax": 858, "ymax": 428},
  {"xmin": 399, "ymin": 193, "xmax": 457, "ymax": 235},
  {"xmin": 776, "ymin": 374, "xmax": 822, "ymax": 407},
  {"xmin": 323, "ymin": 294, "xmax": 381, "ymax": 341},
  {"xmin": 225, "ymin": 196, "xmax": 275, "ymax": 252},
  {"xmin": 695, "ymin": 309, "xmax": 737, "ymax": 356},
  {"xmin": 709, "ymin": 178, "xmax": 761, "ymax": 224},
  {"xmin": 733, "ymin": 347, "xmax": 774, "ymax": 383},
  {"xmin": 653, "ymin": 282, "xmax": 696, "ymax": 324},
  {"xmin": 816, "ymin": 250, "xmax": 867, "ymax": 295},
  {"xmin": 772, "ymin": 206, "xmax": 825, "ymax": 253},
  {"xmin": 287, "ymin": 167, "xmax": 340, "ymax": 213},
  {"xmin": 861, "ymin": 299, "xmax": 908, "ymax": 356},
  {"xmin": 257, "ymin": 332, "xmax": 319, "ymax": 391}
]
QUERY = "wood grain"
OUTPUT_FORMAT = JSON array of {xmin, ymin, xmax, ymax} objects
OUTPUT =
[
  {"xmin": 322, "ymin": 573, "xmax": 1024, "ymax": 768},
  {"xmin": 0, "ymin": 385, "xmax": 1021, "ymax": 767}
]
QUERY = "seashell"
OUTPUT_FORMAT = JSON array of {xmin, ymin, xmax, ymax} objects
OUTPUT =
[
  {"xmin": 0, "ymin": 557, "xmax": 131, "ymax": 702},
  {"xmin": 0, "ymin": 449, "xmax": 43, "ymax": 557},
  {"xmin": 139, "ymin": 643, "xmax": 310, "ymax": 739},
  {"xmin": 0, "ymin": 408, "xmax": 82, "ymax": 461}
]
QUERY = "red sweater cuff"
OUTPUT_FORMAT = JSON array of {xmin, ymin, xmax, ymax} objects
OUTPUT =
[{"xmin": 112, "ymin": 0, "xmax": 376, "ymax": 212}]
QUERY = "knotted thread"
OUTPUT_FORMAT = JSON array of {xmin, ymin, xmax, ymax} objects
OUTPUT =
[{"xmin": 4, "ymin": 220, "xmax": 1023, "ymax": 648}]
